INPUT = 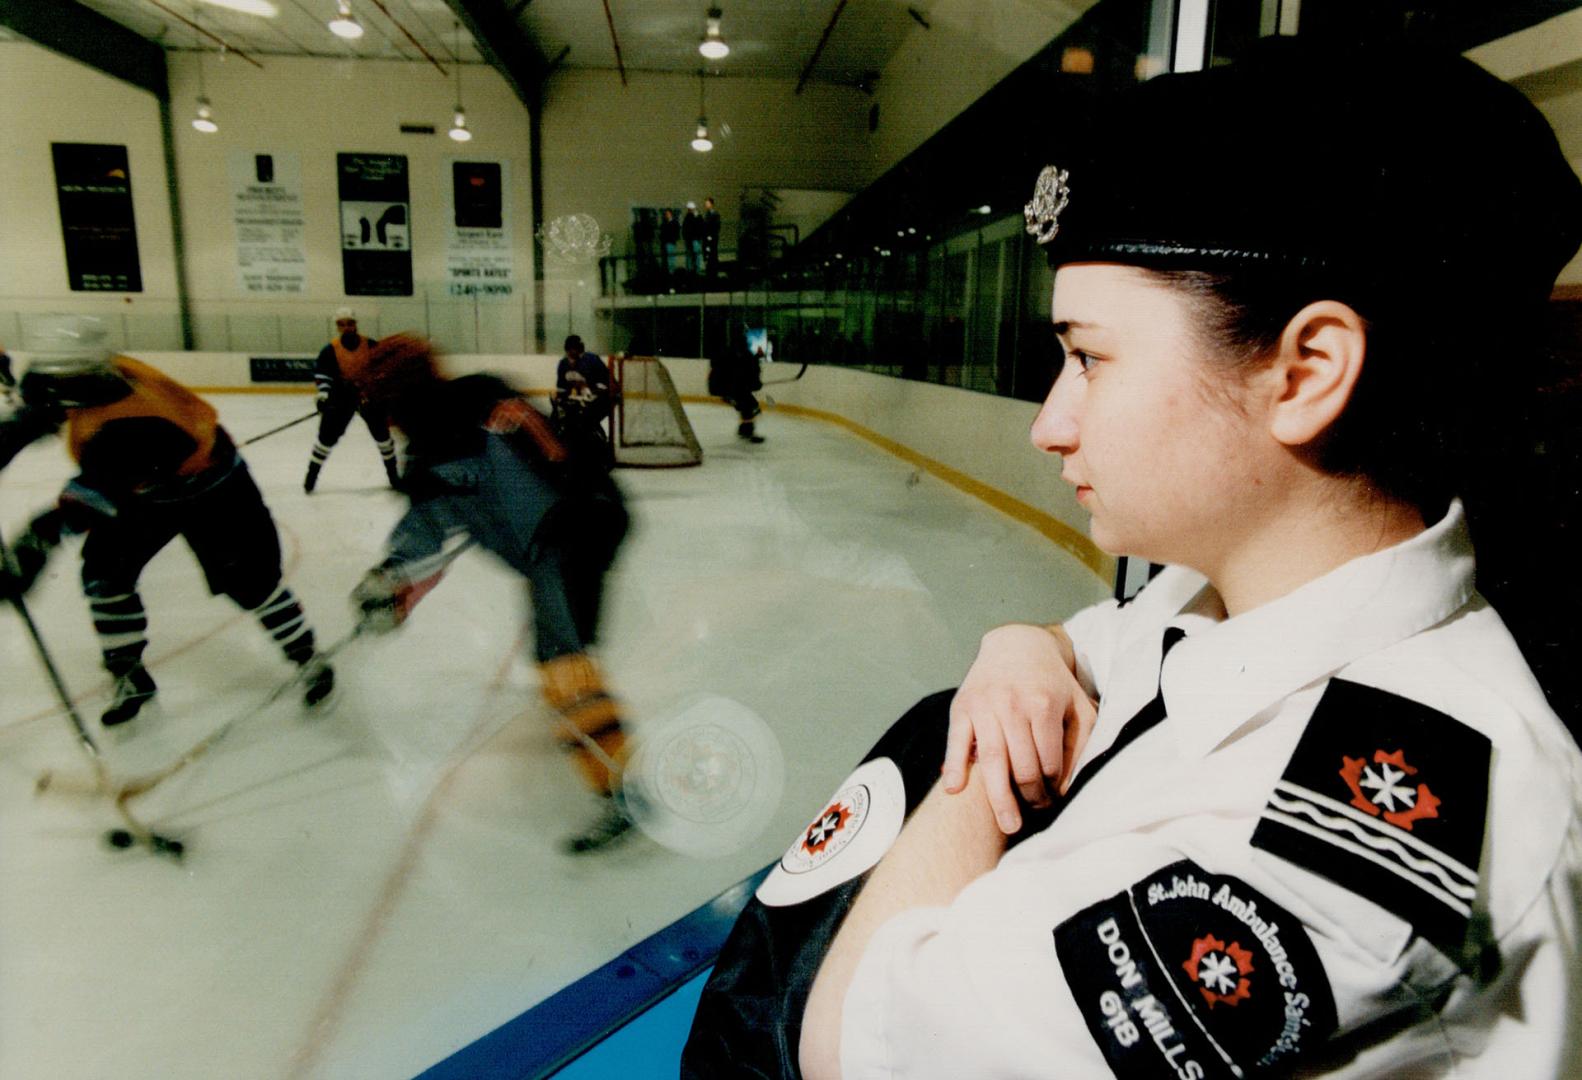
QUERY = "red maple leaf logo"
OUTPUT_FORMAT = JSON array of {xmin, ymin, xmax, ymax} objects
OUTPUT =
[
  {"xmin": 1339, "ymin": 748, "xmax": 1440, "ymax": 831},
  {"xmin": 1183, "ymin": 934, "xmax": 1253, "ymax": 1008},
  {"xmin": 801, "ymin": 802, "xmax": 850, "ymax": 855}
]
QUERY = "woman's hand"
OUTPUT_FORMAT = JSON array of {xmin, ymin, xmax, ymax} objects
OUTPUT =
[{"xmin": 944, "ymin": 623, "xmax": 1097, "ymax": 834}]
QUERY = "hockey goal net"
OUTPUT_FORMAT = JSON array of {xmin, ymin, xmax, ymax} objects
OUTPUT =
[{"xmin": 612, "ymin": 355, "xmax": 703, "ymax": 468}]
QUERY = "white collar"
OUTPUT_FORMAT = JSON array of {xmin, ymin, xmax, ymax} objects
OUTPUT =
[{"xmin": 1156, "ymin": 499, "xmax": 1476, "ymax": 758}]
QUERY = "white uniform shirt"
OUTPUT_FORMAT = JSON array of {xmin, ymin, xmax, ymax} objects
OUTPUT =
[{"xmin": 839, "ymin": 502, "xmax": 1582, "ymax": 1077}]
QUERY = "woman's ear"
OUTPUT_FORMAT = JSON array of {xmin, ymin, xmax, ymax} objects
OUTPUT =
[{"xmin": 1265, "ymin": 300, "xmax": 1368, "ymax": 447}]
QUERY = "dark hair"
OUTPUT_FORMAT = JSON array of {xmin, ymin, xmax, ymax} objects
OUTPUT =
[
  {"xmin": 1138, "ymin": 266, "xmax": 1511, "ymax": 518},
  {"xmin": 1147, "ymin": 266, "xmax": 1582, "ymax": 725},
  {"xmin": 565, "ymin": 334, "xmax": 584, "ymax": 351}
]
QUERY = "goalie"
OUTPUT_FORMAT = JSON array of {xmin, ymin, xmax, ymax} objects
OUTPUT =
[
  {"xmin": 551, "ymin": 334, "xmax": 615, "ymax": 472},
  {"xmin": 346, "ymin": 334, "xmax": 634, "ymax": 854}
]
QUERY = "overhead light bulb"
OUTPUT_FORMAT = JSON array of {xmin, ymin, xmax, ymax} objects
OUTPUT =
[
  {"xmin": 449, "ymin": 108, "xmax": 472, "ymax": 142},
  {"xmin": 691, "ymin": 119, "xmax": 713, "ymax": 152},
  {"xmin": 192, "ymin": 96, "xmax": 218, "ymax": 133},
  {"xmin": 699, "ymin": 8, "xmax": 729, "ymax": 59},
  {"xmin": 328, "ymin": 1, "xmax": 364, "ymax": 39},
  {"xmin": 197, "ymin": 0, "xmax": 278, "ymax": 16}
]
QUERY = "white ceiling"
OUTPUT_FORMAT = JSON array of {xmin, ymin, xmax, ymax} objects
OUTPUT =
[
  {"xmin": 65, "ymin": 0, "xmax": 1062, "ymax": 89},
  {"xmin": 73, "ymin": 0, "xmax": 488, "ymax": 66},
  {"xmin": 522, "ymin": 0, "xmax": 933, "ymax": 86}
]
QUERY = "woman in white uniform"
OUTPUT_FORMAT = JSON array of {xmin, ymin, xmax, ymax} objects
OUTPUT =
[{"xmin": 685, "ymin": 36, "xmax": 1582, "ymax": 1080}]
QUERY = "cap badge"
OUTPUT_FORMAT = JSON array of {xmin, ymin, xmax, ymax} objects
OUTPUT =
[{"xmin": 1024, "ymin": 165, "xmax": 1071, "ymax": 244}]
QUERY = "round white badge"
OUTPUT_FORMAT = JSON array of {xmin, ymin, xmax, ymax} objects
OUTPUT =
[{"xmin": 756, "ymin": 757, "xmax": 907, "ymax": 907}]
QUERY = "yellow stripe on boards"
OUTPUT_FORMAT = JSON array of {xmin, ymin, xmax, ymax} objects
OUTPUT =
[{"xmin": 199, "ymin": 386, "xmax": 1112, "ymax": 582}]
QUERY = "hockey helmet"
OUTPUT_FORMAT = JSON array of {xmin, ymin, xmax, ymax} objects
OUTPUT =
[{"xmin": 19, "ymin": 316, "xmax": 130, "ymax": 410}]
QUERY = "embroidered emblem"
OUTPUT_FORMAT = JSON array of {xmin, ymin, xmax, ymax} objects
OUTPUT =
[
  {"xmin": 1339, "ymin": 749, "xmax": 1441, "ymax": 830},
  {"xmin": 1250, "ymin": 679, "xmax": 1490, "ymax": 962},
  {"xmin": 1054, "ymin": 860, "xmax": 1335, "ymax": 1076},
  {"xmin": 801, "ymin": 801, "xmax": 852, "ymax": 855},
  {"xmin": 1183, "ymin": 934, "xmax": 1253, "ymax": 1008},
  {"xmin": 1023, "ymin": 165, "xmax": 1072, "ymax": 244}
]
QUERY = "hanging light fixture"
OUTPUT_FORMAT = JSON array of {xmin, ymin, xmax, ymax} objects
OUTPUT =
[
  {"xmin": 698, "ymin": 7, "xmax": 729, "ymax": 60},
  {"xmin": 449, "ymin": 24, "xmax": 471, "ymax": 142},
  {"xmin": 328, "ymin": 0, "xmax": 364, "ymax": 39},
  {"xmin": 192, "ymin": 96, "xmax": 218, "ymax": 133},
  {"xmin": 691, "ymin": 71, "xmax": 713, "ymax": 152},
  {"xmin": 191, "ymin": 26, "xmax": 219, "ymax": 133}
]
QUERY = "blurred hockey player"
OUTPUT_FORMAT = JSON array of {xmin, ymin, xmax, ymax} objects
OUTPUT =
[
  {"xmin": 345, "ymin": 334, "xmax": 634, "ymax": 853},
  {"xmin": 708, "ymin": 332, "xmax": 765, "ymax": 443},
  {"xmin": 0, "ymin": 317, "xmax": 335, "ymax": 726},
  {"xmin": 0, "ymin": 347, "xmax": 17, "ymax": 413},
  {"xmin": 303, "ymin": 307, "xmax": 400, "ymax": 493},
  {"xmin": 551, "ymin": 334, "xmax": 615, "ymax": 471}
]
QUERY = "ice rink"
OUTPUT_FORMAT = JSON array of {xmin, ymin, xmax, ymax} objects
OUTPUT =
[{"xmin": 0, "ymin": 388, "xmax": 1106, "ymax": 1079}]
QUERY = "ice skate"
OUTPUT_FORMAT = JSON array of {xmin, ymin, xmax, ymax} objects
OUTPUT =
[
  {"xmin": 300, "ymin": 658, "xmax": 336, "ymax": 710},
  {"xmin": 101, "ymin": 665, "xmax": 156, "ymax": 727},
  {"xmin": 303, "ymin": 462, "xmax": 321, "ymax": 494},
  {"xmin": 561, "ymin": 795, "xmax": 634, "ymax": 855}
]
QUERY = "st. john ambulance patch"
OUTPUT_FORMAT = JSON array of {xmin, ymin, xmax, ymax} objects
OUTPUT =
[
  {"xmin": 1250, "ymin": 678, "xmax": 1490, "ymax": 961},
  {"xmin": 1054, "ymin": 859, "xmax": 1336, "ymax": 1077}
]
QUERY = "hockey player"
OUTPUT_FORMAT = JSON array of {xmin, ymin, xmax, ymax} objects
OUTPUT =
[
  {"xmin": 551, "ymin": 334, "xmax": 615, "ymax": 470},
  {"xmin": 345, "ymin": 334, "xmax": 634, "ymax": 853},
  {"xmin": 0, "ymin": 348, "xmax": 15, "ymax": 409},
  {"xmin": 303, "ymin": 307, "xmax": 400, "ymax": 493},
  {"xmin": 708, "ymin": 332, "xmax": 764, "ymax": 443},
  {"xmin": 0, "ymin": 317, "xmax": 335, "ymax": 726}
]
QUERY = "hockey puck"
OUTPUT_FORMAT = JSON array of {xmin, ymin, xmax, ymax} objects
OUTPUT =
[
  {"xmin": 153, "ymin": 837, "xmax": 186, "ymax": 858},
  {"xmin": 106, "ymin": 829, "xmax": 135, "ymax": 849},
  {"xmin": 622, "ymin": 695, "xmax": 785, "ymax": 858}
]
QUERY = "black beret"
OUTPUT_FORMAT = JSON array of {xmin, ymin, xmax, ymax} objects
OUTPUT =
[{"xmin": 1026, "ymin": 38, "xmax": 1582, "ymax": 307}]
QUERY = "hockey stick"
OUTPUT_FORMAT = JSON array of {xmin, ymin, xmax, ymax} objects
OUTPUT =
[
  {"xmin": 102, "ymin": 623, "xmax": 366, "ymax": 815},
  {"xmin": 759, "ymin": 362, "xmax": 810, "ymax": 387},
  {"xmin": 240, "ymin": 410, "xmax": 318, "ymax": 447},
  {"xmin": 48, "ymin": 539, "xmax": 480, "ymax": 816},
  {"xmin": 2, "ymin": 535, "xmax": 185, "ymax": 857}
]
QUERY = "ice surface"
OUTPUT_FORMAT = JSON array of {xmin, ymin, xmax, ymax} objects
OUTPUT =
[{"xmin": 0, "ymin": 389, "xmax": 1105, "ymax": 1079}]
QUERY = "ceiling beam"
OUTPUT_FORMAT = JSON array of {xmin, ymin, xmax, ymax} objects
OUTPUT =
[
  {"xmin": 599, "ymin": 0, "xmax": 627, "ymax": 87},
  {"xmin": 0, "ymin": 0, "xmax": 168, "ymax": 99},
  {"xmin": 143, "ymin": 0, "xmax": 265, "ymax": 69},
  {"xmin": 797, "ymin": 0, "xmax": 849, "ymax": 95},
  {"xmin": 368, "ymin": 0, "xmax": 448, "ymax": 76},
  {"xmin": 445, "ymin": 0, "xmax": 550, "ymax": 110}
]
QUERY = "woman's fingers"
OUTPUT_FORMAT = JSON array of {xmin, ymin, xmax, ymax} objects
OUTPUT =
[
  {"xmin": 968, "ymin": 719, "xmax": 1024, "ymax": 834},
  {"xmin": 942, "ymin": 697, "xmax": 978, "ymax": 793}
]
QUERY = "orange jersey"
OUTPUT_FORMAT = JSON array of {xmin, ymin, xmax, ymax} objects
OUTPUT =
[{"xmin": 66, "ymin": 356, "xmax": 220, "ymax": 478}]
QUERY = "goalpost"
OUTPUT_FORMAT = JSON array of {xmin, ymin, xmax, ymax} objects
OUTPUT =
[{"xmin": 611, "ymin": 355, "xmax": 704, "ymax": 468}]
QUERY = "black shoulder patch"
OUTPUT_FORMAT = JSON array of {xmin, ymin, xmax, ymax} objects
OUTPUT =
[
  {"xmin": 1054, "ymin": 860, "xmax": 1336, "ymax": 1077},
  {"xmin": 1250, "ymin": 678, "xmax": 1491, "ymax": 963}
]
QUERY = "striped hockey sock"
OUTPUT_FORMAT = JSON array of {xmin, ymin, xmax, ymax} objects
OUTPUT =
[
  {"xmin": 539, "ymin": 652, "xmax": 628, "ymax": 796},
  {"xmin": 89, "ymin": 589, "xmax": 149, "ymax": 676},
  {"xmin": 377, "ymin": 438, "xmax": 400, "ymax": 485},
  {"xmin": 252, "ymin": 585, "xmax": 317, "ymax": 666}
]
